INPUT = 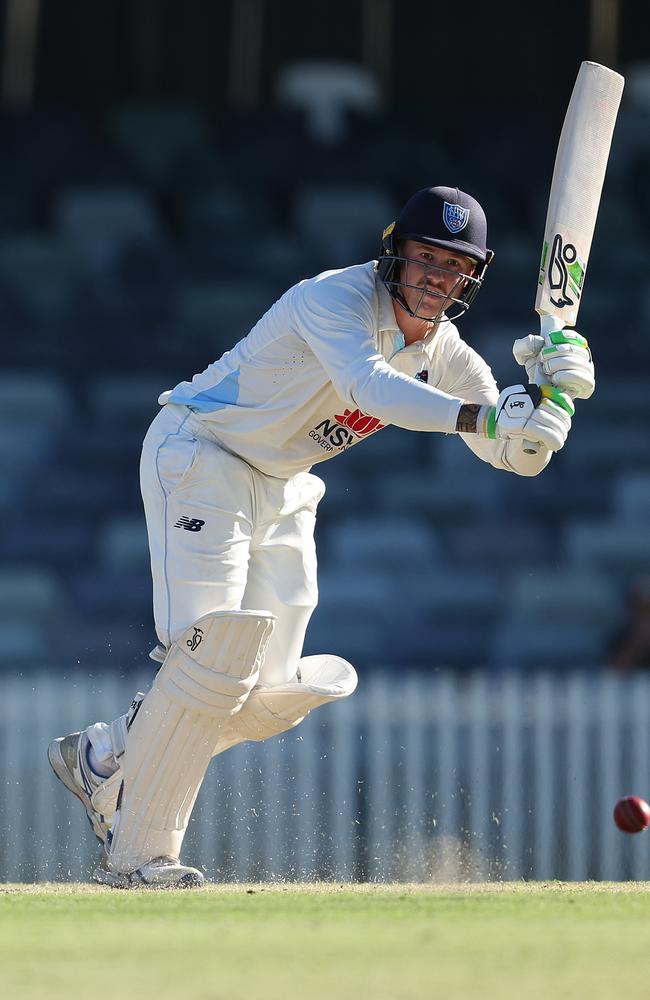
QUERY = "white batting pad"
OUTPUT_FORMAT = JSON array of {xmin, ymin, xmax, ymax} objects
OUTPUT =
[
  {"xmin": 212, "ymin": 653, "xmax": 358, "ymax": 754},
  {"xmin": 90, "ymin": 653, "xmax": 358, "ymax": 828},
  {"xmin": 108, "ymin": 609, "xmax": 275, "ymax": 873}
]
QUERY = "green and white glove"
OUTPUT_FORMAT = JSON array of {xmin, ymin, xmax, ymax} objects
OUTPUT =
[
  {"xmin": 479, "ymin": 383, "xmax": 574, "ymax": 452},
  {"xmin": 513, "ymin": 329, "xmax": 595, "ymax": 399}
]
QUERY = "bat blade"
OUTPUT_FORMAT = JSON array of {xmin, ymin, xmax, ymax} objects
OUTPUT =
[
  {"xmin": 523, "ymin": 62, "xmax": 624, "ymax": 454},
  {"xmin": 535, "ymin": 61, "xmax": 624, "ymax": 328}
]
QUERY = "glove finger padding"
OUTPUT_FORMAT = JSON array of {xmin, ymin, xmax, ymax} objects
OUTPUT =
[
  {"xmin": 514, "ymin": 329, "xmax": 595, "ymax": 400},
  {"xmin": 513, "ymin": 334, "xmax": 544, "ymax": 367},
  {"xmin": 526, "ymin": 388, "xmax": 573, "ymax": 451},
  {"xmin": 541, "ymin": 339, "xmax": 595, "ymax": 398},
  {"xmin": 513, "ymin": 334, "xmax": 545, "ymax": 384}
]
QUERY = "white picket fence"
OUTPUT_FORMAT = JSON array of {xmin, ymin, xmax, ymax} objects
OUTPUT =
[{"xmin": 1, "ymin": 669, "xmax": 650, "ymax": 883}]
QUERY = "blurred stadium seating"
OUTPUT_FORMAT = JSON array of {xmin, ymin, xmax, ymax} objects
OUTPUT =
[{"xmin": 1, "ymin": 77, "xmax": 649, "ymax": 676}]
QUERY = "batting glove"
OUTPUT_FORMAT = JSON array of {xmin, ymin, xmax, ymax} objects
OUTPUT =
[
  {"xmin": 513, "ymin": 329, "xmax": 595, "ymax": 399},
  {"xmin": 480, "ymin": 383, "xmax": 575, "ymax": 452}
]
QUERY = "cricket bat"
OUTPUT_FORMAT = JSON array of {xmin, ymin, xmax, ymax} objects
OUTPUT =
[{"xmin": 524, "ymin": 61, "xmax": 625, "ymax": 453}]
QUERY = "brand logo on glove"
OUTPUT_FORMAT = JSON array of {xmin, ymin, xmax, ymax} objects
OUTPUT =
[
  {"xmin": 509, "ymin": 400, "xmax": 526, "ymax": 409},
  {"xmin": 187, "ymin": 627, "xmax": 203, "ymax": 651}
]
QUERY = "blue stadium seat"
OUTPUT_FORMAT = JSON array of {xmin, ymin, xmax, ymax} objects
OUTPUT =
[
  {"xmin": 58, "ymin": 619, "xmax": 156, "ymax": 669},
  {"xmin": 23, "ymin": 466, "xmax": 137, "ymax": 517},
  {"xmin": 0, "ymin": 236, "xmax": 84, "ymax": 323},
  {"xmin": 305, "ymin": 571, "xmax": 394, "ymax": 667},
  {"xmin": 0, "ymin": 371, "xmax": 73, "ymax": 426},
  {"xmin": 108, "ymin": 103, "xmax": 212, "ymax": 189},
  {"xmin": 555, "ymin": 424, "xmax": 650, "ymax": 477},
  {"xmin": 408, "ymin": 567, "xmax": 501, "ymax": 624},
  {"xmin": 585, "ymin": 376, "xmax": 650, "ymax": 424},
  {"xmin": 0, "ymin": 567, "xmax": 66, "ymax": 626},
  {"xmin": 176, "ymin": 184, "xmax": 273, "ymax": 243},
  {"xmin": 490, "ymin": 618, "xmax": 608, "ymax": 670},
  {"xmin": 384, "ymin": 618, "xmax": 494, "ymax": 669},
  {"xmin": 174, "ymin": 279, "xmax": 280, "ymax": 348},
  {"xmin": 566, "ymin": 517, "xmax": 650, "ymax": 578},
  {"xmin": 0, "ymin": 424, "xmax": 59, "ymax": 476},
  {"xmin": 87, "ymin": 373, "xmax": 167, "ymax": 428},
  {"xmin": 374, "ymin": 463, "xmax": 501, "ymax": 523},
  {"xmin": 503, "ymin": 568, "xmax": 623, "ymax": 630},
  {"xmin": 293, "ymin": 183, "xmax": 397, "ymax": 266},
  {"xmin": 469, "ymin": 322, "xmax": 530, "ymax": 387},
  {"xmin": 319, "ymin": 513, "xmax": 445, "ymax": 573},
  {"xmin": 446, "ymin": 517, "xmax": 551, "ymax": 573},
  {"xmin": 71, "ymin": 568, "xmax": 152, "ymax": 624},
  {"xmin": 343, "ymin": 425, "xmax": 426, "ymax": 473},
  {"xmin": 53, "ymin": 186, "xmax": 163, "ymax": 253},
  {"xmin": 0, "ymin": 623, "xmax": 49, "ymax": 667},
  {"xmin": 612, "ymin": 473, "xmax": 650, "ymax": 519},
  {"xmin": 97, "ymin": 514, "xmax": 150, "ymax": 573},
  {"xmin": 0, "ymin": 518, "xmax": 94, "ymax": 571},
  {"xmin": 244, "ymin": 231, "xmax": 319, "ymax": 286}
]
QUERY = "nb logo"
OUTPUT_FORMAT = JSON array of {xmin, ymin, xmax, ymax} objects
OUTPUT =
[
  {"xmin": 187, "ymin": 627, "xmax": 203, "ymax": 651},
  {"xmin": 174, "ymin": 516, "xmax": 205, "ymax": 532},
  {"xmin": 509, "ymin": 400, "xmax": 526, "ymax": 409}
]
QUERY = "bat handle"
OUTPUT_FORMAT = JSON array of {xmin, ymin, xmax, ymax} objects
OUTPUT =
[{"xmin": 523, "ymin": 314, "xmax": 566, "ymax": 455}]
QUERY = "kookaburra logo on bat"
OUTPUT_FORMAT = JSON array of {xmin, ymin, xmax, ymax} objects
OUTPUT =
[{"xmin": 545, "ymin": 233, "xmax": 586, "ymax": 309}]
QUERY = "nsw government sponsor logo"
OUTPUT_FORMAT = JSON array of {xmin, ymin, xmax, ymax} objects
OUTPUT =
[{"xmin": 309, "ymin": 408, "xmax": 385, "ymax": 453}]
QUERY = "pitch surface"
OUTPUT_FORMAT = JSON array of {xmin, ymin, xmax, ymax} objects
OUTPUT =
[{"xmin": 1, "ymin": 882, "xmax": 648, "ymax": 998}]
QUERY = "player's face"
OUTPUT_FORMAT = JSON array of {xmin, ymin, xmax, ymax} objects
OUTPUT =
[{"xmin": 398, "ymin": 240, "xmax": 476, "ymax": 320}]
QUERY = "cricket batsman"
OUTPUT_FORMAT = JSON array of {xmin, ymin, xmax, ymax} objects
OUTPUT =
[{"xmin": 48, "ymin": 186, "xmax": 594, "ymax": 888}]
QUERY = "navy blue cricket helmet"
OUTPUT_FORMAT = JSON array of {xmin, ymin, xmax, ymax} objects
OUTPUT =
[{"xmin": 377, "ymin": 186, "xmax": 494, "ymax": 321}]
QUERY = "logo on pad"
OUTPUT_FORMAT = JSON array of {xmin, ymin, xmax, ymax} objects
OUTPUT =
[{"xmin": 187, "ymin": 627, "xmax": 203, "ymax": 651}]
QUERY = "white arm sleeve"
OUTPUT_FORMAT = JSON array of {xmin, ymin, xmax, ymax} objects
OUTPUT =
[{"xmin": 293, "ymin": 276, "xmax": 463, "ymax": 434}]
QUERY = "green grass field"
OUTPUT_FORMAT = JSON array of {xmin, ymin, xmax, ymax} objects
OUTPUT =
[{"xmin": 2, "ymin": 882, "xmax": 650, "ymax": 999}]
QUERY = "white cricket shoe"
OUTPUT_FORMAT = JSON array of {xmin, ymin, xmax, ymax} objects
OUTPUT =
[
  {"xmin": 47, "ymin": 731, "xmax": 112, "ymax": 845},
  {"xmin": 93, "ymin": 855, "xmax": 205, "ymax": 889}
]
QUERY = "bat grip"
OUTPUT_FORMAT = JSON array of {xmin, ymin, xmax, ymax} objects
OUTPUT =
[{"xmin": 523, "ymin": 314, "xmax": 566, "ymax": 455}]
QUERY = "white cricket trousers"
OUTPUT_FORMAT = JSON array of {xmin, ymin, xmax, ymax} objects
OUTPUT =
[{"xmin": 140, "ymin": 403, "xmax": 325, "ymax": 685}]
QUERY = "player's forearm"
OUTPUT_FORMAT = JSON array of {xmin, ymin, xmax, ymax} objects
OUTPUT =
[{"xmin": 351, "ymin": 364, "xmax": 463, "ymax": 433}]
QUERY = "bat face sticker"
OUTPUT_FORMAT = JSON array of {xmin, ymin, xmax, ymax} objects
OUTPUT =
[{"xmin": 539, "ymin": 233, "xmax": 586, "ymax": 310}]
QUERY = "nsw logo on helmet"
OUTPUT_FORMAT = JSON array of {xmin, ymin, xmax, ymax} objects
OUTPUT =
[{"xmin": 443, "ymin": 201, "xmax": 470, "ymax": 234}]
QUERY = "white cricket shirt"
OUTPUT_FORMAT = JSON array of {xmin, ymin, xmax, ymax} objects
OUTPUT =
[{"xmin": 161, "ymin": 262, "xmax": 546, "ymax": 479}]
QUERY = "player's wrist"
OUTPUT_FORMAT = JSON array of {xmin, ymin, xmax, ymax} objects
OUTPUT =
[
  {"xmin": 456, "ymin": 403, "xmax": 497, "ymax": 437},
  {"xmin": 455, "ymin": 403, "xmax": 496, "ymax": 437}
]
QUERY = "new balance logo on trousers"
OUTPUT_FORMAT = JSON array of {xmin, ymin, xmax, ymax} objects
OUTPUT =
[{"xmin": 174, "ymin": 516, "xmax": 205, "ymax": 532}]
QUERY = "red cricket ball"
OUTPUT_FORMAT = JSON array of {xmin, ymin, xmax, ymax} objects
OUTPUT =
[{"xmin": 613, "ymin": 796, "xmax": 650, "ymax": 833}]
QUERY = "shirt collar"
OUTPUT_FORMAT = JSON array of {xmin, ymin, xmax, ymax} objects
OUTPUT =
[{"xmin": 376, "ymin": 271, "xmax": 400, "ymax": 333}]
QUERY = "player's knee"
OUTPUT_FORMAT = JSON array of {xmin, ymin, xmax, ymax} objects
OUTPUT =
[{"xmin": 160, "ymin": 609, "xmax": 276, "ymax": 717}]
